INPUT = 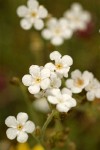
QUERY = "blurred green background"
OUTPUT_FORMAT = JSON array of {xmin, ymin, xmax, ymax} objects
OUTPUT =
[{"xmin": 0, "ymin": 0, "xmax": 100, "ymax": 150}]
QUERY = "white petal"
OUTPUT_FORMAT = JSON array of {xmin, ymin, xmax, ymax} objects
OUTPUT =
[
  {"xmin": 49, "ymin": 88, "xmax": 61, "ymax": 97},
  {"xmin": 17, "ymin": 132, "xmax": 28, "ymax": 143},
  {"xmin": 23, "ymin": 121, "xmax": 35, "ymax": 133},
  {"xmin": 50, "ymin": 51, "xmax": 61, "ymax": 61},
  {"xmin": 41, "ymin": 68, "xmax": 50, "ymax": 79},
  {"xmin": 66, "ymin": 79, "xmax": 74, "ymax": 88},
  {"xmin": 29, "ymin": 65, "xmax": 40, "ymax": 77},
  {"xmin": 41, "ymin": 29, "xmax": 52, "ymax": 39},
  {"xmin": 22, "ymin": 75, "xmax": 32, "ymax": 86},
  {"xmin": 86, "ymin": 91, "xmax": 95, "ymax": 101},
  {"xmin": 61, "ymin": 88, "xmax": 72, "ymax": 96},
  {"xmin": 71, "ymin": 87, "xmax": 82, "ymax": 93},
  {"xmin": 56, "ymin": 103, "xmax": 70, "ymax": 112},
  {"xmin": 27, "ymin": 0, "xmax": 39, "ymax": 10},
  {"xmin": 45, "ymin": 62, "xmax": 55, "ymax": 71},
  {"xmin": 34, "ymin": 19, "xmax": 44, "ymax": 30},
  {"xmin": 20, "ymin": 18, "xmax": 32, "ymax": 30},
  {"xmin": 5, "ymin": 116, "xmax": 17, "ymax": 128},
  {"xmin": 71, "ymin": 70, "xmax": 82, "ymax": 79},
  {"xmin": 38, "ymin": 6, "xmax": 48, "ymax": 18},
  {"xmin": 51, "ymin": 37, "xmax": 63, "ymax": 46},
  {"xmin": 51, "ymin": 77, "xmax": 61, "ymax": 88},
  {"xmin": 95, "ymin": 89, "xmax": 100, "ymax": 98},
  {"xmin": 28, "ymin": 85, "xmax": 40, "ymax": 94},
  {"xmin": 48, "ymin": 96, "xmax": 59, "ymax": 104},
  {"xmin": 17, "ymin": 6, "xmax": 28, "ymax": 17},
  {"xmin": 69, "ymin": 98, "xmax": 77, "ymax": 107},
  {"xmin": 63, "ymin": 67, "xmax": 70, "ymax": 78},
  {"xmin": 41, "ymin": 78, "xmax": 50, "ymax": 89},
  {"xmin": 6, "ymin": 128, "xmax": 17, "ymax": 140},
  {"xmin": 17, "ymin": 112, "xmax": 28, "ymax": 124},
  {"xmin": 62, "ymin": 55, "xmax": 73, "ymax": 67},
  {"xmin": 82, "ymin": 71, "xmax": 94, "ymax": 81},
  {"xmin": 63, "ymin": 29, "xmax": 73, "ymax": 39}
]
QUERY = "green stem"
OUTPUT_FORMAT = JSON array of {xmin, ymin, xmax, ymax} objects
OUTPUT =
[
  {"xmin": 41, "ymin": 109, "xmax": 56, "ymax": 142},
  {"xmin": 19, "ymin": 83, "xmax": 38, "ymax": 123},
  {"xmin": 31, "ymin": 133, "xmax": 40, "ymax": 144}
]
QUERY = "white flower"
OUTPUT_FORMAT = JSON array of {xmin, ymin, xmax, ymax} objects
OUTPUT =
[
  {"xmin": 5, "ymin": 112, "xmax": 35, "ymax": 143},
  {"xmin": 66, "ymin": 70, "xmax": 93, "ymax": 93},
  {"xmin": 64, "ymin": 3, "xmax": 91, "ymax": 31},
  {"xmin": 41, "ymin": 17, "xmax": 73, "ymax": 45},
  {"xmin": 17, "ymin": 0, "xmax": 48, "ymax": 30},
  {"xmin": 22, "ymin": 65, "xmax": 50, "ymax": 94},
  {"xmin": 85, "ymin": 78, "xmax": 100, "ymax": 101},
  {"xmin": 47, "ymin": 89, "xmax": 76, "ymax": 112},
  {"xmin": 45, "ymin": 51, "xmax": 73, "ymax": 78}
]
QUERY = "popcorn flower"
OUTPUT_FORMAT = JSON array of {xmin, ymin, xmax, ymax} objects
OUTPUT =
[
  {"xmin": 17, "ymin": 0, "xmax": 48, "ymax": 30},
  {"xmin": 85, "ymin": 78, "xmax": 100, "ymax": 101},
  {"xmin": 45, "ymin": 51, "xmax": 73, "ymax": 78},
  {"xmin": 47, "ymin": 88, "xmax": 76, "ymax": 112},
  {"xmin": 5, "ymin": 112, "xmax": 35, "ymax": 143},
  {"xmin": 66, "ymin": 70, "xmax": 93, "ymax": 93},
  {"xmin": 22, "ymin": 65, "xmax": 50, "ymax": 94},
  {"xmin": 64, "ymin": 3, "xmax": 91, "ymax": 31},
  {"xmin": 41, "ymin": 17, "xmax": 73, "ymax": 45}
]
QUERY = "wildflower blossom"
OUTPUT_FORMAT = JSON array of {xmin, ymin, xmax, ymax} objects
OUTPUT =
[
  {"xmin": 85, "ymin": 78, "xmax": 100, "ymax": 101},
  {"xmin": 47, "ymin": 89, "xmax": 76, "ymax": 112},
  {"xmin": 5, "ymin": 112, "xmax": 35, "ymax": 143},
  {"xmin": 17, "ymin": 0, "xmax": 48, "ymax": 30},
  {"xmin": 41, "ymin": 17, "xmax": 73, "ymax": 45},
  {"xmin": 66, "ymin": 70, "xmax": 93, "ymax": 93},
  {"xmin": 64, "ymin": 3, "xmax": 91, "ymax": 31},
  {"xmin": 22, "ymin": 65, "xmax": 50, "ymax": 94},
  {"xmin": 45, "ymin": 51, "xmax": 73, "ymax": 78}
]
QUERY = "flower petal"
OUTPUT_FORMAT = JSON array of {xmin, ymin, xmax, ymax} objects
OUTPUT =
[
  {"xmin": 41, "ymin": 78, "xmax": 50, "ymax": 89},
  {"xmin": 48, "ymin": 96, "xmax": 58, "ymax": 104},
  {"xmin": 17, "ymin": 112, "xmax": 28, "ymax": 124},
  {"xmin": 17, "ymin": 132, "xmax": 28, "ymax": 143},
  {"xmin": 17, "ymin": 6, "xmax": 28, "ymax": 17},
  {"xmin": 56, "ymin": 103, "xmax": 70, "ymax": 112},
  {"xmin": 71, "ymin": 70, "xmax": 82, "ymax": 79},
  {"xmin": 29, "ymin": 65, "xmax": 40, "ymax": 77},
  {"xmin": 51, "ymin": 37, "xmax": 63, "ymax": 46},
  {"xmin": 41, "ymin": 68, "xmax": 50, "ymax": 79},
  {"xmin": 62, "ymin": 55, "xmax": 73, "ymax": 67},
  {"xmin": 62, "ymin": 88, "xmax": 72, "ymax": 96},
  {"xmin": 45, "ymin": 62, "xmax": 55, "ymax": 71},
  {"xmin": 27, "ymin": 0, "xmax": 39, "ymax": 10},
  {"xmin": 20, "ymin": 18, "xmax": 32, "ymax": 30},
  {"xmin": 38, "ymin": 6, "xmax": 48, "ymax": 18},
  {"xmin": 5, "ymin": 116, "xmax": 17, "ymax": 128},
  {"xmin": 28, "ymin": 85, "xmax": 40, "ymax": 94},
  {"xmin": 86, "ymin": 91, "xmax": 95, "ymax": 101},
  {"xmin": 22, "ymin": 75, "xmax": 32, "ymax": 86},
  {"xmin": 6, "ymin": 128, "xmax": 17, "ymax": 140},
  {"xmin": 23, "ymin": 121, "xmax": 35, "ymax": 133},
  {"xmin": 34, "ymin": 19, "xmax": 44, "ymax": 30},
  {"xmin": 50, "ymin": 51, "xmax": 61, "ymax": 61},
  {"xmin": 41, "ymin": 29, "xmax": 52, "ymax": 39}
]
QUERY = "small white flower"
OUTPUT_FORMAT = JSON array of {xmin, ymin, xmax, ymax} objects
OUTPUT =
[
  {"xmin": 64, "ymin": 3, "xmax": 91, "ymax": 31},
  {"xmin": 66, "ymin": 70, "xmax": 93, "ymax": 93},
  {"xmin": 45, "ymin": 51, "xmax": 73, "ymax": 78},
  {"xmin": 41, "ymin": 17, "xmax": 73, "ymax": 45},
  {"xmin": 17, "ymin": 0, "xmax": 48, "ymax": 30},
  {"xmin": 22, "ymin": 65, "xmax": 50, "ymax": 94},
  {"xmin": 85, "ymin": 78, "xmax": 100, "ymax": 101},
  {"xmin": 47, "ymin": 89, "xmax": 76, "ymax": 112},
  {"xmin": 5, "ymin": 112, "xmax": 35, "ymax": 143}
]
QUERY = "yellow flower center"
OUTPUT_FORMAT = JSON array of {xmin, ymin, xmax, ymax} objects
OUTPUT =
[
  {"xmin": 55, "ymin": 28, "xmax": 61, "ymax": 35},
  {"xmin": 35, "ymin": 77, "xmax": 41, "ymax": 83},
  {"xmin": 17, "ymin": 124, "xmax": 23, "ymax": 131},
  {"xmin": 56, "ymin": 63, "xmax": 63, "ymax": 70},
  {"xmin": 31, "ymin": 11, "xmax": 37, "ymax": 17},
  {"xmin": 75, "ymin": 78, "xmax": 84, "ymax": 87}
]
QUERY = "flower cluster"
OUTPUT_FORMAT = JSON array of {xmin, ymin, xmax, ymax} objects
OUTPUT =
[
  {"xmin": 22, "ymin": 51, "xmax": 76, "ymax": 113},
  {"xmin": 17, "ymin": 0, "xmax": 91, "ymax": 45}
]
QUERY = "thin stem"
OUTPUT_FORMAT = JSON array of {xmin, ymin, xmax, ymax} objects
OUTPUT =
[
  {"xmin": 31, "ymin": 133, "xmax": 40, "ymax": 144},
  {"xmin": 41, "ymin": 109, "xmax": 56, "ymax": 142}
]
